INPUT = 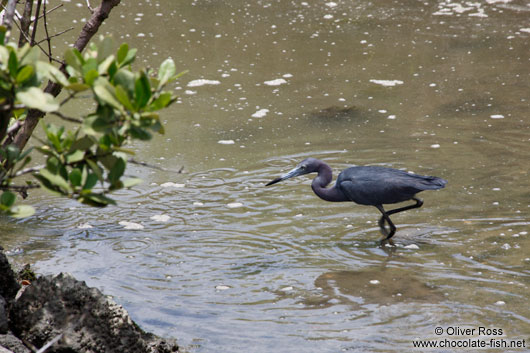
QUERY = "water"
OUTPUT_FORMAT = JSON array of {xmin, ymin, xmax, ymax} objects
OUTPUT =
[{"xmin": 2, "ymin": 1, "xmax": 529, "ymax": 351}]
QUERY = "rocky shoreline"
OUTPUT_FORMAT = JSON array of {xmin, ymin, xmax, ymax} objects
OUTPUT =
[{"xmin": 0, "ymin": 248, "xmax": 179, "ymax": 353}]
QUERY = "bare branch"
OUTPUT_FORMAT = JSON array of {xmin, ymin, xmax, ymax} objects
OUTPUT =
[
  {"xmin": 6, "ymin": 120, "xmax": 23, "ymax": 136},
  {"xmin": 73, "ymin": 0, "xmax": 122, "ymax": 52},
  {"xmin": 18, "ymin": 0, "xmax": 34, "ymax": 47},
  {"xmin": 0, "ymin": 184, "xmax": 41, "ymax": 199},
  {"xmin": 1, "ymin": 0, "xmax": 18, "ymax": 42},
  {"xmin": 30, "ymin": 0, "xmax": 43, "ymax": 46}
]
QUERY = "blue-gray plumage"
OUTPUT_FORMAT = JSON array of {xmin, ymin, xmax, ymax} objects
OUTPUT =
[{"xmin": 266, "ymin": 158, "xmax": 447, "ymax": 241}]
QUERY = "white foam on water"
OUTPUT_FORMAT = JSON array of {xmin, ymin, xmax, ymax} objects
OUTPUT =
[
  {"xmin": 226, "ymin": 202, "xmax": 244, "ymax": 208},
  {"xmin": 251, "ymin": 108, "xmax": 269, "ymax": 118},
  {"xmin": 151, "ymin": 214, "xmax": 170, "ymax": 222},
  {"xmin": 119, "ymin": 221, "xmax": 144, "ymax": 230},
  {"xmin": 187, "ymin": 79, "xmax": 221, "ymax": 87},
  {"xmin": 264, "ymin": 78, "xmax": 287, "ymax": 86},
  {"xmin": 160, "ymin": 182, "xmax": 185, "ymax": 188},
  {"xmin": 369, "ymin": 79, "xmax": 404, "ymax": 86}
]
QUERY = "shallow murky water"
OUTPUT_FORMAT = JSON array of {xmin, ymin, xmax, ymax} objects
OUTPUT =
[{"xmin": 2, "ymin": 1, "xmax": 529, "ymax": 352}]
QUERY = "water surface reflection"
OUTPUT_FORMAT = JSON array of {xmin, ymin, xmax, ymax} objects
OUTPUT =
[{"xmin": 2, "ymin": 0, "xmax": 529, "ymax": 352}]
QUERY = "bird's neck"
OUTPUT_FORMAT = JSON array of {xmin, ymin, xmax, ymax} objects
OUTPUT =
[{"xmin": 311, "ymin": 163, "xmax": 347, "ymax": 202}]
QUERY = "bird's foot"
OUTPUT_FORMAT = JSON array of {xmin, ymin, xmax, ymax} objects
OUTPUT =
[{"xmin": 379, "ymin": 238, "xmax": 396, "ymax": 247}]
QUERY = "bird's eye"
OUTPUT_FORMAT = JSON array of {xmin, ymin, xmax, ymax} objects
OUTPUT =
[{"xmin": 301, "ymin": 165, "xmax": 306, "ymax": 170}]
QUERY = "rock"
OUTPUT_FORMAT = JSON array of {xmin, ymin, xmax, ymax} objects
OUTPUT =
[
  {"xmin": 0, "ymin": 297, "xmax": 7, "ymax": 334},
  {"xmin": 9, "ymin": 273, "xmax": 178, "ymax": 353},
  {"xmin": 0, "ymin": 332, "xmax": 31, "ymax": 353},
  {"xmin": 0, "ymin": 252, "xmax": 20, "ymax": 304}
]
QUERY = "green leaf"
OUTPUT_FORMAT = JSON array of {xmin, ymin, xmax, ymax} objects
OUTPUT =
[
  {"xmin": 134, "ymin": 72, "xmax": 151, "ymax": 108},
  {"xmin": 8, "ymin": 50, "xmax": 18, "ymax": 77},
  {"xmin": 97, "ymin": 37, "xmax": 114, "ymax": 63},
  {"xmin": 122, "ymin": 178, "xmax": 142, "ymax": 188},
  {"xmin": 69, "ymin": 168, "xmax": 82, "ymax": 187},
  {"xmin": 10, "ymin": 205, "xmax": 35, "ymax": 218},
  {"xmin": 108, "ymin": 157, "xmax": 126, "ymax": 185},
  {"xmin": 117, "ymin": 43, "xmax": 129, "ymax": 64},
  {"xmin": 42, "ymin": 124, "xmax": 64, "ymax": 151},
  {"xmin": 79, "ymin": 192, "xmax": 116, "ymax": 206},
  {"xmin": 151, "ymin": 120, "xmax": 165, "ymax": 135},
  {"xmin": 157, "ymin": 58, "xmax": 176, "ymax": 87},
  {"xmin": 35, "ymin": 61, "xmax": 69, "ymax": 86},
  {"xmin": 93, "ymin": 78, "xmax": 121, "ymax": 109},
  {"xmin": 98, "ymin": 55, "xmax": 115, "ymax": 75},
  {"xmin": 16, "ymin": 87, "xmax": 59, "ymax": 112},
  {"xmin": 0, "ymin": 45, "xmax": 9, "ymax": 65},
  {"xmin": 70, "ymin": 135, "xmax": 95, "ymax": 150},
  {"xmin": 82, "ymin": 58, "xmax": 98, "ymax": 77},
  {"xmin": 38, "ymin": 168, "xmax": 72, "ymax": 193},
  {"xmin": 66, "ymin": 149, "xmax": 85, "ymax": 164},
  {"xmin": 113, "ymin": 69, "xmax": 135, "ymax": 94},
  {"xmin": 65, "ymin": 48, "xmax": 83, "ymax": 72},
  {"xmin": 83, "ymin": 172, "xmax": 98, "ymax": 190},
  {"xmin": 6, "ymin": 145, "xmax": 20, "ymax": 164},
  {"xmin": 1, "ymin": 191, "xmax": 16, "ymax": 208},
  {"xmin": 0, "ymin": 26, "xmax": 6, "ymax": 45},
  {"xmin": 86, "ymin": 159, "xmax": 104, "ymax": 182},
  {"xmin": 84, "ymin": 69, "xmax": 99, "ymax": 86},
  {"xmin": 20, "ymin": 45, "xmax": 40, "ymax": 66},
  {"xmin": 129, "ymin": 126, "xmax": 152, "ymax": 140},
  {"xmin": 16, "ymin": 66, "xmax": 34, "ymax": 83},
  {"xmin": 149, "ymin": 92, "xmax": 173, "ymax": 111},
  {"xmin": 120, "ymin": 47, "xmax": 137, "ymax": 67},
  {"xmin": 115, "ymin": 85, "xmax": 135, "ymax": 111},
  {"xmin": 66, "ymin": 83, "xmax": 90, "ymax": 92}
]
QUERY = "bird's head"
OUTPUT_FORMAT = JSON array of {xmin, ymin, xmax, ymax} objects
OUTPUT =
[{"xmin": 265, "ymin": 158, "xmax": 321, "ymax": 186}]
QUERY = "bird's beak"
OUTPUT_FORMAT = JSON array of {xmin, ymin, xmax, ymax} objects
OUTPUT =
[{"xmin": 265, "ymin": 166, "xmax": 306, "ymax": 186}]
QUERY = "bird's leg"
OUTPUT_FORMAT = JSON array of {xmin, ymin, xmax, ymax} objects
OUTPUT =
[
  {"xmin": 376, "ymin": 198, "xmax": 423, "ymax": 243},
  {"xmin": 375, "ymin": 205, "xmax": 396, "ymax": 240},
  {"xmin": 386, "ymin": 197, "xmax": 423, "ymax": 216}
]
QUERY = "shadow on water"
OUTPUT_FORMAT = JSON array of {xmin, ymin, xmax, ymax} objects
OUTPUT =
[{"xmin": 306, "ymin": 267, "xmax": 445, "ymax": 308}]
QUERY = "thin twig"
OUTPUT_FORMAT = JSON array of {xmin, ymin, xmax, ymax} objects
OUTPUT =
[
  {"xmin": 128, "ymin": 158, "xmax": 185, "ymax": 173},
  {"xmin": 37, "ymin": 27, "xmax": 75, "ymax": 45},
  {"xmin": 30, "ymin": 0, "xmax": 43, "ymax": 46},
  {"xmin": 86, "ymin": 0, "xmax": 94, "ymax": 13},
  {"xmin": 0, "ymin": 184, "xmax": 40, "ymax": 200},
  {"xmin": 36, "ymin": 4, "xmax": 64, "ymax": 19},
  {"xmin": 15, "ymin": 165, "xmax": 44, "ymax": 177},
  {"xmin": 0, "ymin": 184, "xmax": 41, "ymax": 191},
  {"xmin": 50, "ymin": 111, "xmax": 83, "ymax": 124},
  {"xmin": 59, "ymin": 91, "xmax": 79, "ymax": 107},
  {"xmin": 42, "ymin": 0, "xmax": 53, "ymax": 62}
]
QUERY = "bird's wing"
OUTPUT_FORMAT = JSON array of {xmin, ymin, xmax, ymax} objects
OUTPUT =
[
  {"xmin": 338, "ymin": 177, "xmax": 420, "ymax": 206},
  {"xmin": 338, "ymin": 179, "xmax": 381, "ymax": 205}
]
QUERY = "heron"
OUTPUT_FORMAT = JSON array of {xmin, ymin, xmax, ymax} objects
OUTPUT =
[{"xmin": 266, "ymin": 158, "xmax": 447, "ymax": 242}]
